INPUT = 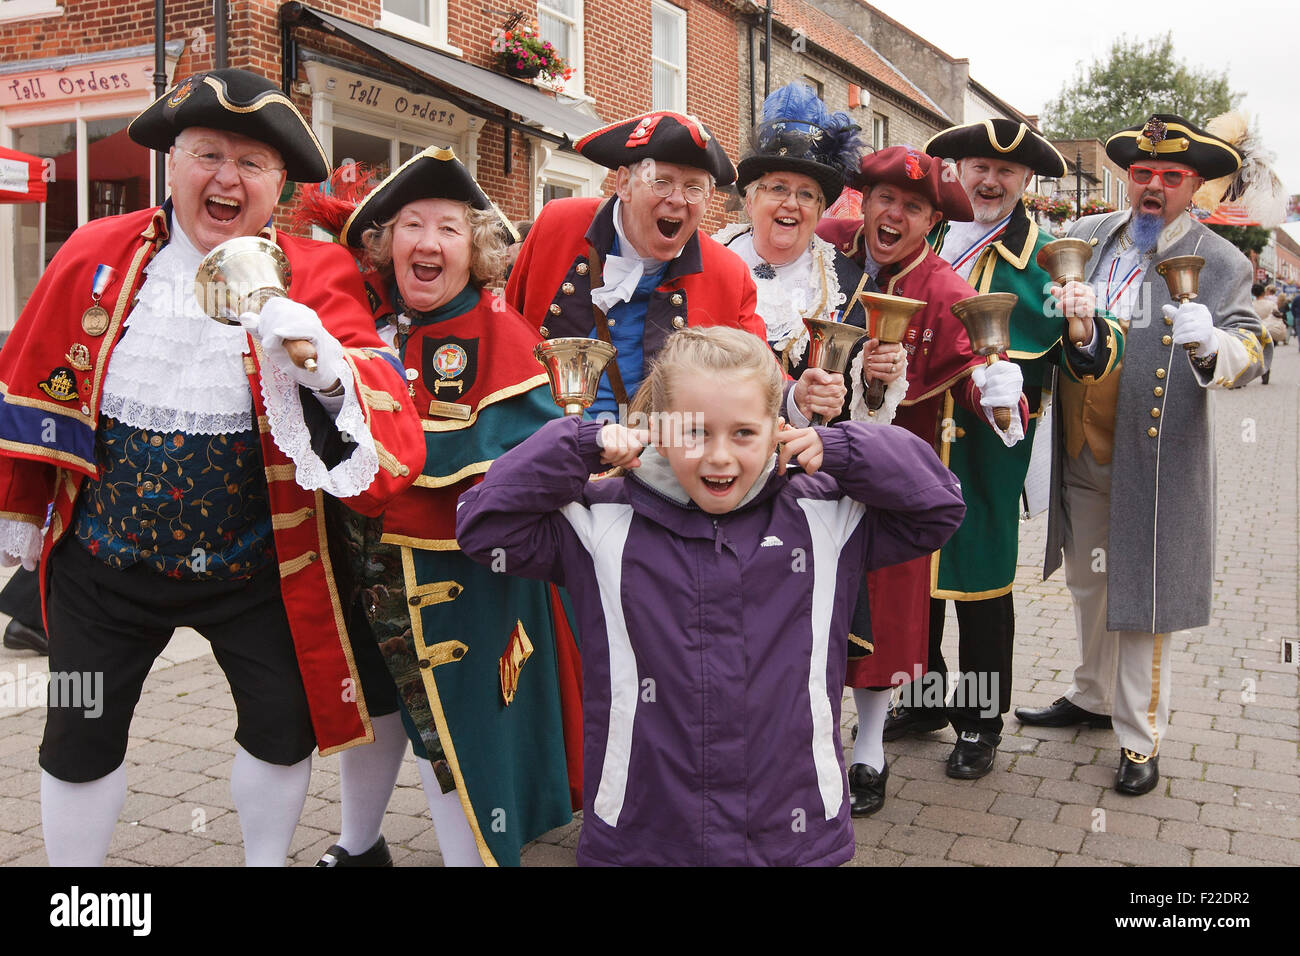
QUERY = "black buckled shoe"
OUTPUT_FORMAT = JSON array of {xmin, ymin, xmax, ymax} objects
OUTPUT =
[
  {"xmin": 946, "ymin": 731, "xmax": 1000, "ymax": 780},
  {"xmin": 848, "ymin": 761, "xmax": 889, "ymax": 817},
  {"xmin": 3, "ymin": 619, "xmax": 49, "ymax": 656},
  {"xmin": 882, "ymin": 704, "xmax": 948, "ymax": 741},
  {"xmin": 316, "ymin": 835, "xmax": 394, "ymax": 867},
  {"xmin": 1115, "ymin": 749, "xmax": 1160, "ymax": 796},
  {"xmin": 1014, "ymin": 696, "xmax": 1111, "ymax": 729}
]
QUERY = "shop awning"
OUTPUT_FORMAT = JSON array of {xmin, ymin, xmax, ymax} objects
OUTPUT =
[
  {"xmin": 280, "ymin": 4, "xmax": 602, "ymax": 148},
  {"xmin": 0, "ymin": 145, "xmax": 47, "ymax": 204}
]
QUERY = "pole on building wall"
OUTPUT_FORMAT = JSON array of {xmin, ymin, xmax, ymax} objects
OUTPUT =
[
  {"xmin": 214, "ymin": 0, "xmax": 228, "ymax": 69},
  {"xmin": 153, "ymin": 0, "xmax": 166, "ymax": 206},
  {"xmin": 764, "ymin": 0, "xmax": 772, "ymax": 99},
  {"xmin": 1075, "ymin": 149, "xmax": 1082, "ymax": 222}
]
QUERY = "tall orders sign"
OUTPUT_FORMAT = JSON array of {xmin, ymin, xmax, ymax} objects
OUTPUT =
[{"xmin": 1, "ymin": 56, "xmax": 160, "ymax": 108}]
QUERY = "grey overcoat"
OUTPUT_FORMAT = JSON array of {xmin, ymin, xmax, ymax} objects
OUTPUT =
[{"xmin": 1043, "ymin": 212, "xmax": 1270, "ymax": 633}]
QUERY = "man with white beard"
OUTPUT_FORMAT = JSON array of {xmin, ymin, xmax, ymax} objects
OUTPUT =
[{"xmin": 878, "ymin": 120, "xmax": 1124, "ymax": 780}]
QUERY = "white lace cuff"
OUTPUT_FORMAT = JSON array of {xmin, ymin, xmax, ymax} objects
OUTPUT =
[
  {"xmin": 259, "ymin": 356, "xmax": 380, "ymax": 499},
  {"xmin": 849, "ymin": 351, "xmax": 907, "ymax": 424},
  {"xmin": 0, "ymin": 518, "xmax": 43, "ymax": 571}
]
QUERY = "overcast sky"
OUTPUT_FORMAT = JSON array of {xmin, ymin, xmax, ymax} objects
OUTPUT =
[{"xmin": 866, "ymin": 0, "xmax": 1300, "ymax": 240}]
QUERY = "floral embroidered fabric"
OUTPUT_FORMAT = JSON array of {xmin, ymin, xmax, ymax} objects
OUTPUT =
[{"xmin": 72, "ymin": 416, "xmax": 273, "ymax": 580}]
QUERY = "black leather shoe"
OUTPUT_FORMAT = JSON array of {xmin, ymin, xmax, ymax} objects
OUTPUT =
[
  {"xmin": 3, "ymin": 619, "xmax": 48, "ymax": 655},
  {"xmin": 316, "ymin": 835, "xmax": 394, "ymax": 867},
  {"xmin": 946, "ymin": 731, "xmax": 1000, "ymax": 780},
  {"xmin": 882, "ymin": 704, "xmax": 948, "ymax": 741},
  {"xmin": 1014, "ymin": 696, "xmax": 1111, "ymax": 729},
  {"xmin": 1115, "ymin": 749, "xmax": 1159, "ymax": 796},
  {"xmin": 848, "ymin": 760, "xmax": 888, "ymax": 817}
]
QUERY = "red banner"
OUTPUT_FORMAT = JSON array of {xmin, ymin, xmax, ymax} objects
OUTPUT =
[{"xmin": 0, "ymin": 145, "xmax": 46, "ymax": 204}]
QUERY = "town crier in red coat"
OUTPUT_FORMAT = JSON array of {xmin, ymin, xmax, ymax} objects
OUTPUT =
[
  {"xmin": 817, "ymin": 146, "xmax": 1029, "ymax": 818},
  {"xmin": 0, "ymin": 69, "xmax": 424, "ymax": 867},
  {"xmin": 506, "ymin": 110, "xmax": 847, "ymax": 424}
]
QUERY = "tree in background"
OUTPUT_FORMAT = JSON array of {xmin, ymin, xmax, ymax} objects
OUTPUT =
[{"xmin": 1043, "ymin": 33, "xmax": 1241, "ymax": 140}]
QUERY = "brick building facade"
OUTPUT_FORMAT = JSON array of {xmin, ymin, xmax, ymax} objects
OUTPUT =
[{"xmin": 0, "ymin": 0, "xmax": 1034, "ymax": 328}]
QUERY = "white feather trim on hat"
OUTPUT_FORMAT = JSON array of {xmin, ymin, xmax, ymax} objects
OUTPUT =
[{"xmin": 1193, "ymin": 111, "xmax": 1287, "ymax": 228}]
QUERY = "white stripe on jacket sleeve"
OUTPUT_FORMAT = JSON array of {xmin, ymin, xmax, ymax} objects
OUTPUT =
[{"xmin": 797, "ymin": 496, "xmax": 868, "ymax": 820}]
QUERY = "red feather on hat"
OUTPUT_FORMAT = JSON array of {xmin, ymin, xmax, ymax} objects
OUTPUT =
[{"xmin": 292, "ymin": 162, "xmax": 379, "ymax": 245}]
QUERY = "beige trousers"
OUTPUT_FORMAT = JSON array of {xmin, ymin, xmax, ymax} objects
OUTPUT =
[{"xmin": 1059, "ymin": 446, "xmax": 1172, "ymax": 757}]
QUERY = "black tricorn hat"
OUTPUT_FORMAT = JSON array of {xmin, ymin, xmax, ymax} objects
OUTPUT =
[
  {"xmin": 924, "ymin": 119, "xmax": 1067, "ymax": 178},
  {"xmin": 736, "ymin": 83, "xmax": 866, "ymax": 205},
  {"xmin": 576, "ymin": 111, "xmax": 736, "ymax": 185},
  {"xmin": 341, "ymin": 145, "xmax": 498, "ymax": 248},
  {"xmin": 128, "ymin": 69, "xmax": 329, "ymax": 183},
  {"xmin": 1105, "ymin": 114, "xmax": 1241, "ymax": 180}
]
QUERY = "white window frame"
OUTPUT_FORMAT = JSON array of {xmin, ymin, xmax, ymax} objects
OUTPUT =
[
  {"xmin": 650, "ymin": 0, "xmax": 686, "ymax": 113},
  {"xmin": 537, "ymin": 0, "xmax": 585, "ymax": 98},
  {"xmin": 1103, "ymin": 167, "xmax": 1112, "ymax": 206},
  {"xmin": 532, "ymin": 141, "xmax": 604, "ymax": 215},
  {"xmin": 379, "ymin": 0, "xmax": 462, "ymax": 56},
  {"xmin": 871, "ymin": 113, "xmax": 887, "ymax": 150},
  {"xmin": 0, "ymin": 0, "xmax": 63, "ymax": 24}
]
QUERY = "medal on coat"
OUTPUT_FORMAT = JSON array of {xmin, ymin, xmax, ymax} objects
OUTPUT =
[{"xmin": 81, "ymin": 264, "xmax": 115, "ymax": 336}]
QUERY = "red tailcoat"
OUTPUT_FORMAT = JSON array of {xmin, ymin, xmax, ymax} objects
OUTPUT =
[
  {"xmin": 0, "ymin": 206, "xmax": 425, "ymax": 753},
  {"xmin": 817, "ymin": 219, "xmax": 1028, "ymax": 687},
  {"xmin": 505, "ymin": 197, "xmax": 766, "ymax": 361}
]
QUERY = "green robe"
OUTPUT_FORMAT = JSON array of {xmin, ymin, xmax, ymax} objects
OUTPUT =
[{"xmin": 929, "ymin": 205, "xmax": 1125, "ymax": 596}]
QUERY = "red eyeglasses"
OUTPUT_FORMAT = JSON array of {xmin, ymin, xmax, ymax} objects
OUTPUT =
[{"xmin": 1129, "ymin": 165, "xmax": 1197, "ymax": 188}]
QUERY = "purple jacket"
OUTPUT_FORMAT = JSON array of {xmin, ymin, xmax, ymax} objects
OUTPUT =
[{"xmin": 457, "ymin": 417, "xmax": 964, "ymax": 866}]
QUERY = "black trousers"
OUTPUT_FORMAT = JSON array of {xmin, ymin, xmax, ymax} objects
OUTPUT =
[
  {"xmin": 911, "ymin": 594, "xmax": 1015, "ymax": 735},
  {"xmin": 0, "ymin": 566, "xmax": 44, "ymax": 633}
]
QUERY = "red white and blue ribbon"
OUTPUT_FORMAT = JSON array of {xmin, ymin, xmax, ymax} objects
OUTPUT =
[
  {"xmin": 1105, "ymin": 256, "xmax": 1143, "ymax": 313},
  {"xmin": 91, "ymin": 264, "xmax": 115, "ymax": 299},
  {"xmin": 950, "ymin": 213, "xmax": 1012, "ymax": 272}
]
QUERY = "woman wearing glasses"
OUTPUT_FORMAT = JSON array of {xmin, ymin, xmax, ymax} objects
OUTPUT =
[
  {"xmin": 715, "ymin": 84, "xmax": 908, "ymax": 422},
  {"xmin": 297, "ymin": 147, "xmax": 580, "ymax": 867}
]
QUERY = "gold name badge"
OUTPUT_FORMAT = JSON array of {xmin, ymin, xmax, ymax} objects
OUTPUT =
[{"xmin": 429, "ymin": 400, "xmax": 472, "ymax": 420}]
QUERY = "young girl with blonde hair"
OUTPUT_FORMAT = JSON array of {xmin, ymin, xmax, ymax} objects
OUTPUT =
[{"xmin": 457, "ymin": 326, "xmax": 965, "ymax": 866}]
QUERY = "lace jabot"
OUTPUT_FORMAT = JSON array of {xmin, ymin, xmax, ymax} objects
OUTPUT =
[{"xmin": 100, "ymin": 218, "xmax": 254, "ymax": 435}]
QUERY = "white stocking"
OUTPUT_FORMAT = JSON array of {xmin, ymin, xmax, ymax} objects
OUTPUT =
[
  {"xmin": 852, "ymin": 687, "xmax": 891, "ymax": 772},
  {"xmin": 336, "ymin": 711, "xmax": 408, "ymax": 854},
  {"xmin": 41, "ymin": 764, "xmax": 127, "ymax": 867},
  {"xmin": 415, "ymin": 757, "xmax": 484, "ymax": 867},
  {"xmin": 230, "ymin": 746, "xmax": 311, "ymax": 867}
]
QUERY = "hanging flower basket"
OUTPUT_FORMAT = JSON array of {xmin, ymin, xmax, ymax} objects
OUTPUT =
[{"xmin": 490, "ymin": 21, "xmax": 574, "ymax": 85}]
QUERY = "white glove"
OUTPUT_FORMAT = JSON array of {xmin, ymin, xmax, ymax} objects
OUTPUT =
[
  {"xmin": 973, "ymin": 359, "xmax": 1023, "ymax": 410},
  {"xmin": 1165, "ymin": 302, "xmax": 1216, "ymax": 356},
  {"xmin": 972, "ymin": 361, "xmax": 1025, "ymax": 447},
  {"xmin": 250, "ymin": 297, "xmax": 348, "ymax": 392}
]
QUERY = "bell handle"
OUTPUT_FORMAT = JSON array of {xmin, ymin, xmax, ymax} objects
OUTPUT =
[
  {"xmin": 986, "ymin": 355, "xmax": 1012, "ymax": 431},
  {"xmin": 285, "ymin": 338, "xmax": 319, "ymax": 373}
]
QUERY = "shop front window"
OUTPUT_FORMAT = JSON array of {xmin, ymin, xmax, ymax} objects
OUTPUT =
[{"xmin": 8, "ymin": 115, "xmax": 149, "ymax": 322}]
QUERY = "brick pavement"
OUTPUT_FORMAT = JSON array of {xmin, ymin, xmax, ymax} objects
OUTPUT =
[{"xmin": 1, "ymin": 349, "xmax": 1296, "ymax": 867}]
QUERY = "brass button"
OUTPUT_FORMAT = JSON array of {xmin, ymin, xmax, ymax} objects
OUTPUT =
[
  {"xmin": 307, "ymin": 552, "xmax": 318, "ymax": 562},
  {"xmin": 448, "ymin": 585, "xmax": 461, "ymax": 598},
  {"xmin": 539, "ymin": 326, "xmax": 549, "ymax": 337},
  {"xmin": 561, "ymin": 282, "xmax": 575, "ymax": 295},
  {"xmin": 608, "ymin": 318, "xmax": 616, "ymax": 326},
  {"xmin": 548, "ymin": 303, "xmax": 562, "ymax": 316},
  {"xmin": 1153, "ymin": 386, "xmax": 1164, "ymax": 397},
  {"xmin": 451, "ymin": 647, "xmax": 465, "ymax": 659},
  {"xmin": 1155, "ymin": 368, "xmax": 1166, "ymax": 379},
  {"xmin": 420, "ymin": 658, "xmax": 431, "ymax": 669},
  {"xmin": 150, "ymin": 435, "xmax": 163, "ymax": 447},
  {"xmin": 1147, "ymin": 426, "xmax": 1158, "ymax": 437},
  {"xmin": 671, "ymin": 293, "xmax": 684, "ymax": 306},
  {"xmin": 672, "ymin": 316, "xmax": 685, "ymax": 329},
  {"xmin": 1164, "ymin": 315, "xmax": 1174, "ymax": 326},
  {"xmin": 1161, "ymin": 334, "xmax": 1173, "ymax": 346},
  {"xmin": 576, "ymin": 262, "xmax": 589, "ymax": 275},
  {"xmin": 1150, "ymin": 408, "xmax": 1161, "ymax": 418},
  {"xmin": 141, "ymin": 480, "xmax": 155, "ymax": 492},
  {"xmin": 409, "ymin": 596, "xmax": 420, "ymax": 606}
]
